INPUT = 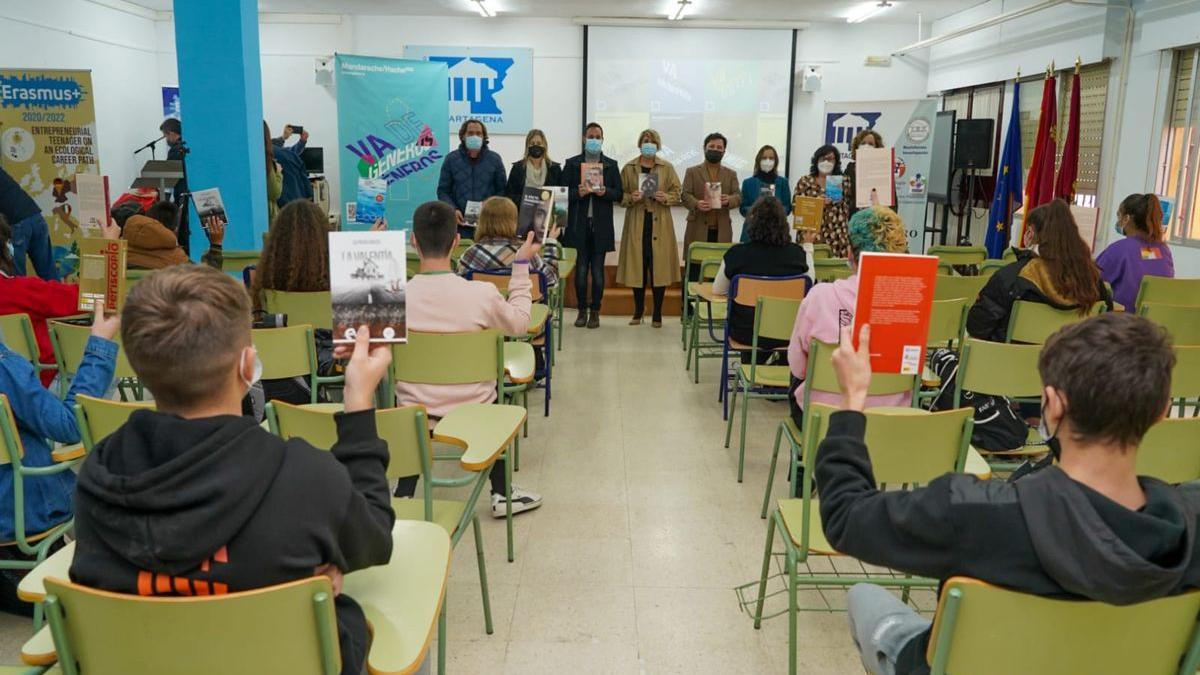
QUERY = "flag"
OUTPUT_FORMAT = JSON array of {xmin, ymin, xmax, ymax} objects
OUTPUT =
[
  {"xmin": 1020, "ymin": 72, "xmax": 1058, "ymax": 246},
  {"xmin": 1055, "ymin": 70, "xmax": 1081, "ymax": 201},
  {"xmin": 986, "ymin": 81, "xmax": 1023, "ymax": 259}
]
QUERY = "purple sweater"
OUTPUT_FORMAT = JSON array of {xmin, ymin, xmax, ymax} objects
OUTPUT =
[{"xmin": 1095, "ymin": 235, "xmax": 1174, "ymax": 309}]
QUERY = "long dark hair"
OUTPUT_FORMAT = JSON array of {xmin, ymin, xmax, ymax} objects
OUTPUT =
[
  {"xmin": 1118, "ymin": 193, "xmax": 1165, "ymax": 244},
  {"xmin": 1026, "ymin": 199, "xmax": 1101, "ymax": 314},
  {"xmin": 263, "ymin": 120, "xmax": 276, "ymax": 183},
  {"xmin": 250, "ymin": 200, "xmax": 330, "ymax": 309},
  {"xmin": 809, "ymin": 144, "xmax": 842, "ymax": 177},
  {"xmin": 0, "ymin": 214, "xmax": 13, "ymax": 275},
  {"xmin": 744, "ymin": 197, "xmax": 791, "ymax": 246}
]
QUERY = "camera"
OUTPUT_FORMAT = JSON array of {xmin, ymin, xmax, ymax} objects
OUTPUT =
[{"xmin": 252, "ymin": 311, "xmax": 288, "ymax": 329}]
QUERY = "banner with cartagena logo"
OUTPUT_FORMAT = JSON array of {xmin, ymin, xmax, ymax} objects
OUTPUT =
[
  {"xmin": 404, "ymin": 46, "xmax": 533, "ymax": 135},
  {"xmin": 0, "ymin": 68, "xmax": 99, "ymax": 276},
  {"xmin": 336, "ymin": 54, "xmax": 449, "ymax": 230}
]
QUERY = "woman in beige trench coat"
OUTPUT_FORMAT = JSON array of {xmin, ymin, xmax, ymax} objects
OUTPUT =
[{"xmin": 616, "ymin": 129, "xmax": 682, "ymax": 327}]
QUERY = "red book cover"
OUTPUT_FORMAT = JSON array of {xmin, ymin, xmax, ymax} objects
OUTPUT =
[{"xmin": 852, "ymin": 252, "xmax": 939, "ymax": 374}]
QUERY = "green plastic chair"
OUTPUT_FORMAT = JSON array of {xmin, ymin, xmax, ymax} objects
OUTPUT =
[
  {"xmin": 978, "ymin": 259, "xmax": 1007, "ymax": 277},
  {"xmin": 0, "ymin": 313, "xmax": 57, "ymax": 382},
  {"xmin": 1005, "ymin": 300, "xmax": 1104, "ymax": 344},
  {"xmin": 932, "ymin": 274, "xmax": 988, "ymax": 303},
  {"xmin": 1135, "ymin": 276, "xmax": 1200, "ymax": 312},
  {"xmin": 219, "ymin": 249, "xmax": 261, "ymax": 275},
  {"xmin": 686, "ymin": 257, "xmax": 729, "ymax": 384},
  {"xmin": 753, "ymin": 403, "xmax": 973, "ymax": 675},
  {"xmin": 808, "ymin": 243, "xmax": 833, "ymax": 260},
  {"xmin": 955, "ymin": 338, "xmax": 1044, "ymax": 470},
  {"xmin": 1136, "ymin": 417, "xmax": 1200, "ymax": 484},
  {"xmin": 47, "ymin": 321, "xmax": 141, "ymax": 401},
  {"xmin": 73, "ymin": 395, "xmax": 154, "ymax": 451},
  {"xmin": 1140, "ymin": 303, "xmax": 1200, "ymax": 346},
  {"xmin": 926, "ymin": 577, "xmax": 1200, "ymax": 675},
  {"xmin": 124, "ymin": 269, "xmax": 153, "ymax": 290},
  {"xmin": 42, "ymin": 575, "xmax": 341, "ymax": 675},
  {"xmin": 449, "ymin": 239, "xmax": 474, "ymax": 272},
  {"xmin": 1172, "ymin": 345, "xmax": 1200, "ymax": 416},
  {"xmin": 261, "ymin": 290, "xmax": 333, "ymax": 331},
  {"xmin": 916, "ymin": 299, "xmax": 969, "ymax": 406},
  {"xmin": 252, "ymin": 324, "xmax": 341, "ymax": 404},
  {"xmin": 681, "ymin": 242, "xmax": 734, "ymax": 351},
  {"xmin": 813, "ymin": 258, "xmax": 852, "ymax": 282},
  {"xmin": 928, "ymin": 244, "xmax": 987, "ymax": 269}
]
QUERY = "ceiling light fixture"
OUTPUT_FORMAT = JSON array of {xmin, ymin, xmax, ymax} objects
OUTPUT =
[
  {"xmin": 669, "ymin": 0, "xmax": 692, "ymax": 21},
  {"xmin": 847, "ymin": 1, "xmax": 893, "ymax": 24},
  {"xmin": 474, "ymin": 0, "xmax": 495, "ymax": 18}
]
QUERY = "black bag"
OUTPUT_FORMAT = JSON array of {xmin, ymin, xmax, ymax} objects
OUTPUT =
[{"xmin": 928, "ymin": 348, "xmax": 1030, "ymax": 452}]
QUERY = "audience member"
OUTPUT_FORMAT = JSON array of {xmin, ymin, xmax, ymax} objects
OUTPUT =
[
  {"xmin": 456, "ymin": 196, "xmax": 559, "ymax": 288},
  {"xmin": 562, "ymin": 122, "xmax": 623, "ymax": 329},
  {"xmin": 506, "ymin": 129, "xmax": 562, "ymax": 204},
  {"xmin": 398, "ymin": 200, "xmax": 542, "ymax": 517},
  {"xmin": 0, "ymin": 165, "xmax": 59, "ymax": 281},
  {"xmin": 272, "ymin": 124, "xmax": 315, "ymax": 207},
  {"xmin": 681, "ymin": 132, "xmax": 741, "ymax": 269},
  {"xmin": 617, "ymin": 129, "xmax": 682, "ymax": 327},
  {"xmin": 70, "ymin": 265, "xmax": 395, "ymax": 675},
  {"xmin": 125, "ymin": 200, "xmax": 224, "ymax": 270},
  {"xmin": 819, "ymin": 313, "xmax": 1200, "ymax": 675},
  {"xmin": 438, "ymin": 119, "xmax": 507, "ymax": 238},
  {"xmin": 739, "ymin": 145, "xmax": 791, "ymax": 242},
  {"xmin": 794, "ymin": 144, "xmax": 849, "ymax": 256},
  {"xmin": 1096, "ymin": 193, "xmax": 1174, "ymax": 310}
]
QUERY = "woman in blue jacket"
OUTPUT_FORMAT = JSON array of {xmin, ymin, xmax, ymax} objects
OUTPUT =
[{"xmin": 739, "ymin": 145, "xmax": 791, "ymax": 242}]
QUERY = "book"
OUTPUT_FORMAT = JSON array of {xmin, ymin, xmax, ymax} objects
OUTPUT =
[
  {"xmin": 793, "ymin": 196, "xmax": 824, "ymax": 231},
  {"xmin": 705, "ymin": 181, "xmax": 722, "ymax": 207},
  {"xmin": 75, "ymin": 173, "xmax": 109, "ymax": 237},
  {"xmin": 191, "ymin": 188, "xmax": 228, "ymax": 225},
  {"xmin": 639, "ymin": 171, "xmax": 658, "ymax": 201},
  {"xmin": 824, "ymin": 175, "xmax": 844, "ymax": 202},
  {"xmin": 582, "ymin": 162, "xmax": 604, "ymax": 191},
  {"xmin": 548, "ymin": 185, "xmax": 569, "ymax": 231},
  {"xmin": 464, "ymin": 200, "xmax": 483, "ymax": 227},
  {"xmin": 517, "ymin": 186, "xmax": 554, "ymax": 243},
  {"xmin": 329, "ymin": 230, "xmax": 407, "ymax": 344},
  {"xmin": 852, "ymin": 252, "xmax": 939, "ymax": 375},
  {"xmin": 855, "ymin": 147, "xmax": 895, "ymax": 208},
  {"xmin": 77, "ymin": 237, "xmax": 126, "ymax": 315},
  {"xmin": 759, "ymin": 183, "xmax": 776, "ymax": 199},
  {"xmin": 355, "ymin": 177, "xmax": 388, "ymax": 226}
]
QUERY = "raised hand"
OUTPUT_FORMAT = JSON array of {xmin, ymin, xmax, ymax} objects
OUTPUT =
[
  {"xmin": 337, "ymin": 326, "xmax": 393, "ymax": 413},
  {"xmin": 831, "ymin": 324, "xmax": 872, "ymax": 412}
]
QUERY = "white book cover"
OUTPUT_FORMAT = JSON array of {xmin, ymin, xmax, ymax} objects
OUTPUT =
[
  {"xmin": 75, "ymin": 173, "xmax": 107, "ymax": 236},
  {"xmin": 329, "ymin": 230, "xmax": 407, "ymax": 344},
  {"xmin": 191, "ymin": 188, "xmax": 228, "ymax": 224},
  {"xmin": 855, "ymin": 147, "xmax": 895, "ymax": 208}
]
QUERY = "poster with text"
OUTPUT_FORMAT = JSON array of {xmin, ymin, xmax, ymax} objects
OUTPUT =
[
  {"xmin": 823, "ymin": 99, "xmax": 922, "ymax": 165},
  {"xmin": 336, "ymin": 54, "xmax": 449, "ymax": 230},
  {"xmin": 0, "ymin": 68, "xmax": 100, "ymax": 277},
  {"xmin": 404, "ymin": 45, "xmax": 533, "ymax": 136}
]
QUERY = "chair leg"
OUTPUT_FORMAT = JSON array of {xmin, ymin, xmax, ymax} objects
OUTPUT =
[
  {"xmin": 521, "ymin": 389, "xmax": 529, "ymax": 438},
  {"xmin": 737, "ymin": 389, "xmax": 751, "ymax": 483},
  {"xmin": 472, "ymin": 515, "xmax": 494, "ymax": 635},
  {"xmin": 753, "ymin": 511, "xmax": 778, "ymax": 629},
  {"xmin": 787, "ymin": 544, "xmax": 798, "ymax": 675},
  {"xmin": 513, "ymin": 435, "xmax": 520, "ymax": 473},
  {"xmin": 437, "ymin": 605, "xmax": 447, "ymax": 675},
  {"xmin": 32, "ymin": 600, "xmax": 43, "ymax": 633},
  {"xmin": 724, "ymin": 378, "xmax": 739, "ymax": 448},
  {"xmin": 506, "ymin": 446, "xmax": 515, "ymax": 563},
  {"xmin": 762, "ymin": 423, "xmax": 783, "ymax": 519}
]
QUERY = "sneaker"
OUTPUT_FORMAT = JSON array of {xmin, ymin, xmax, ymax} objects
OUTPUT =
[
  {"xmin": 574, "ymin": 309, "xmax": 588, "ymax": 327},
  {"xmin": 587, "ymin": 310, "xmax": 600, "ymax": 329},
  {"xmin": 629, "ymin": 316, "xmax": 643, "ymax": 326},
  {"xmin": 491, "ymin": 486, "xmax": 543, "ymax": 518}
]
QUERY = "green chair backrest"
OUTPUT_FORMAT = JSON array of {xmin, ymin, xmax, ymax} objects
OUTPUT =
[
  {"xmin": 956, "ymin": 338, "xmax": 1043, "ymax": 402},
  {"xmin": 43, "ymin": 576, "xmax": 341, "ymax": 675},
  {"xmin": 1172, "ymin": 346, "xmax": 1200, "ymax": 400},
  {"xmin": 928, "ymin": 245, "xmax": 987, "ymax": 267},
  {"xmin": 813, "ymin": 258, "xmax": 853, "ymax": 282},
  {"xmin": 753, "ymin": 296, "xmax": 804, "ymax": 343},
  {"xmin": 1136, "ymin": 276, "xmax": 1200, "ymax": 311},
  {"xmin": 0, "ymin": 394, "xmax": 25, "ymax": 466},
  {"xmin": 927, "ymin": 299, "xmax": 968, "ymax": 345},
  {"xmin": 809, "ymin": 244, "xmax": 833, "ymax": 260},
  {"xmin": 686, "ymin": 241, "xmax": 732, "ymax": 265},
  {"xmin": 0, "ymin": 313, "xmax": 40, "ymax": 363},
  {"xmin": 1002, "ymin": 248, "xmax": 1017, "ymax": 261},
  {"xmin": 698, "ymin": 258, "xmax": 721, "ymax": 282},
  {"xmin": 252, "ymin": 325, "xmax": 316, "ymax": 380},
  {"xmin": 732, "ymin": 276, "xmax": 807, "ymax": 312},
  {"xmin": 75, "ymin": 395, "xmax": 154, "ymax": 450},
  {"xmin": 804, "ymin": 340, "xmax": 918, "ymax": 407},
  {"xmin": 1136, "ymin": 417, "xmax": 1200, "ymax": 484},
  {"xmin": 48, "ymin": 321, "xmax": 137, "ymax": 380},
  {"xmin": 1006, "ymin": 300, "xmax": 1104, "ymax": 344},
  {"xmin": 927, "ymin": 577, "xmax": 1200, "ymax": 675},
  {"xmin": 1141, "ymin": 303, "xmax": 1200, "ymax": 346},
  {"xmin": 220, "ymin": 249, "xmax": 261, "ymax": 275},
  {"xmin": 978, "ymin": 260, "xmax": 1007, "ymax": 277},
  {"xmin": 933, "ymin": 274, "xmax": 988, "ymax": 303},
  {"xmin": 390, "ymin": 330, "xmax": 505, "ymax": 396},
  {"xmin": 270, "ymin": 402, "xmax": 427, "ymax": 479},
  {"xmin": 262, "ymin": 290, "xmax": 333, "ymax": 331}
]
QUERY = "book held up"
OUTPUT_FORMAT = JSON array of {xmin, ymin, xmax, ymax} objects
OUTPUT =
[
  {"xmin": 793, "ymin": 196, "xmax": 824, "ymax": 231},
  {"xmin": 851, "ymin": 252, "xmax": 938, "ymax": 375},
  {"xmin": 77, "ymin": 238, "xmax": 126, "ymax": 315},
  {"xmin": 518, "ymin": 187, "xmax": 554, "ymax": 243},
  {"xmin": 191, "ymin": 188, "xmax": 228, "ymax": 226},
  {"xmin": 355, "ymin": 177, "xmax": 388, "ymax": 227},
  {"xmin": 582, "ymin": 163, "xmax": 604, "ymax": 191},
  {"xmin": 329, "ymin": 231, "xmax": 407, "ymax": 344},
  {"xmin": 705, "ymin": 181, "xmax": 722, "ymax": 207},
  {"xmin": 639, "ymin": 171, "xmax": 659, "ymax": 202}
]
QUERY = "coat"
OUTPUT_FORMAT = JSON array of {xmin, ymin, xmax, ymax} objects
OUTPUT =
[
  {"xmin": 123, "ymin": 215, "xmax": 189, "ymax": 269},
  {"xmin": 505, "ymin": 159, "xmax": 563, "ymax": 205},
  {"xmin": 616, "ymin": 157, "xmax": 682, "ymax": 288},
  {"xmin": 680, "ymin": 163, "xmax": 741, "ymax": 253},
  {"xmin": 561, "ymin": 153, "xmax": 623, "ymax": 252},
  {"xmin": 437, "ymin": 143, "xmax": 507, "ymax": 213}
]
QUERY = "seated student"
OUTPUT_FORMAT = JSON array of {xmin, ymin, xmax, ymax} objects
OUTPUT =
[
  {"xmin": 1096, "ymin": 193, "xmax": 1174, "ymax": 310},
  {"xmin": 711, "ymin": 196, "xmax": 809, "ymax": 351},
  {"xmin": 456, "ymin": 196, "xmax": 559, "ymax": 288},
  {"xmin": 0, "ymin": 302, "xmax": 116, "ymax": 615},
  {"xmin": 399, "ymin": 200, "xmax": 542, "ymax": 517},
  {"xmin": 70, "ymin": 265, "xmax": 395, "ymax": 675},
  {"xmin": 818, "ymin": 313, "xmax": 1200, "ymax": 675},
  {"xmin": 787, "ymin": 206, "xmax": 909, "ymax": 428},
  {"xmin": 125, "ymin": 200, "xmax": 224, "ymax": 270},
  {"xmin": 969, "ymin": 198, "xmax": 1112, "ymax": 341}
]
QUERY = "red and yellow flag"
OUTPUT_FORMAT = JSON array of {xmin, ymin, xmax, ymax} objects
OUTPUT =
[
  {"xmin": 1055, "ymin": 69, "xmax": 1081, "ymax": 202},
  {"xmin": 1021, "ymin": 72, "xmax": 1058, "ymax": 246}
]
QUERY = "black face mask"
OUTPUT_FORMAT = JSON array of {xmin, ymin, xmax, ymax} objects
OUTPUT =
[
  {"xmin": 705, "ymin": 150, "xmax": 724, "ymax": 164},
  {"xmin": 528, "ymin": 145, "xmax": 545, "ymax": 158}
]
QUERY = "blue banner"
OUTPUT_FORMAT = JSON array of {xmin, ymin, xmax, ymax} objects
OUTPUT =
[
  {"xmin": 162, "ymin": 86, "xmax": 180, "ymax": 119},
  {"xmin": 403, "ymin": 45, "xmax": 533, "ymax": 135},
  {"xmin": 335, "ymin": 54, "xmax": 449, "ymax": 230},
  {"xmin": 987, "ymin": 81, "xmax": 1023, "ymax": 259}
]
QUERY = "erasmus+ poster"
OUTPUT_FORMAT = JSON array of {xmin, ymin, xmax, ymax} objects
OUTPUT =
[
  {"xmin": 0, "ymin": 69, "xmax": 99, "ymax": 276},
  {"xmin": 336, "ymin": 54, "xmax": 448, "ymax": 230}
]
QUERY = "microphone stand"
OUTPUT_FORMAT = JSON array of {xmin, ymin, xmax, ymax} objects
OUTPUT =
[{"xmin": 133, "ymin": 136, "xmax": 164, "ymax": 160}]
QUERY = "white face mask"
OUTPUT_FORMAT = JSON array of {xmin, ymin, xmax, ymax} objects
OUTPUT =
[
  {"xmin": 759, "ymin": 159, "xmax": 776, "ymax": 173},
  {"xmin": 240, "ymin": 348, "xmax": 263, "ymax": 392},
  {"xmin": 817, "ymin": 160, "xmax": 835, "ymax": 175}
]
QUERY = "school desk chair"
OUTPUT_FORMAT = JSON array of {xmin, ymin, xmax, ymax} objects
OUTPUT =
[
  {"xmin": 252, "ymin": 324, "xmax": 343, "ymax": 404},
  {"xmin": 1135, "ymin": 276, "xmax": 1200, "ymax": 313},
  {"xmin": 467, "ymin": 269, "xmax": 554, "ymax": 418},
  {"xmin": 812, "ymin": 258, "xmax": 853, "ymax": 282},
  {"xmin": 0, "ymin": 314, "xmax": 57, "ymax": 383},
  {"xmin": 682, "ymin": 241, "xmax": 733, "ymax": 351},
  {"xmin": 932, "ymin": 274, "xmax": 987, "ymax": 304},
  {"xmin": 954, "ymin": 338, "xmax": 1045, "ymax": 472},
  {"xmin": 71, "ymin": 395, "xmax": 153, "ymax": 453},
  {"xmin": 47, "ymin": 321, "xmax": 142, "ymax": 401},
  {"xmin": 1136, "ymin": 417, "xmax": 1200, "ymax": 484},
  {"xmin": 928, "ymin": 244, "xmax": 987, "ymax": 273},
  {"xmin": 1171, "ymin": 345, "xmax": 1200, "ymax": 417},
  {"xmin": 261, "ymin": 289, "xmax": 333, "ymax": 331},
  {"xmin": 686, "ymin": 257, "xmax": 727, "ymax": 384},
  {"xmin": 718, "ymin": 274, "xmax": 808, "ymax": 421},
  {"xmin": 915, "ymin": 298, "xmax": 969, "ymax": 407},
  {"xmin": 1005, "ymin": 299, "xmax": 1105, "ymax": 344},
  {"xmin": 1140, "ymin": 303, "xmax": 1200, "ymax": 346}
]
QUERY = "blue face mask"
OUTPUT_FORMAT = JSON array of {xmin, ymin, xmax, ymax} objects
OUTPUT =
[
  {"xmin": 464, "ymin": 135, "xmax": 484, "ymax": 151},
  {"xmin": 585, "ymin": 138, "xmax": 603, "ymax": 155},
  {"xmin": 640, "ymin": 143, "xmax": 657, "ymax": 158}
]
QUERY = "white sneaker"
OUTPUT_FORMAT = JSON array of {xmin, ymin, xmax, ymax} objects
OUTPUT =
[{"xmin": 491, "ymin": 486, "xmax": 543, "ymax": 518}]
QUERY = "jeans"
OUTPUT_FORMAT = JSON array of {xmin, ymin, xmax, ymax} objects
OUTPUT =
[
  {"xmin": 574, "ymin": 220, "xmax": 607, "ymax": 311},
  {"xmin": 846, "ymin": 584, "xmax": 931, "ymax": 675},
  {"xmin": 10, "ymin": 212, "xmax": 59, "ymax": 280}
]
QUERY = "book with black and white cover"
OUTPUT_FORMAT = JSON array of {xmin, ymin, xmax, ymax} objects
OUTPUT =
[
  {"xmin": 517, "ymin": 186, "xmax": 554, "ymax": 243},
  {"xmin": 329, "ymin": 230, "xmax": 407, "ymax": 344},
  {"xmin": 464, "ymin": 200, "xmax": 483, "ymax": 227},
  {"xmin": 191, "ymin": 188, "xmax": 228, "ymax": 225},
  {"xmin": 639, "ymin": 171, "xmax": 658, "ymax": 202},
  {"xmin": 759, "ymin": 183, "xmax": 776, "ymax": 198},
  {"xmin": 548, "ymin": 186, "xmax": 568, "ymax": 230}
]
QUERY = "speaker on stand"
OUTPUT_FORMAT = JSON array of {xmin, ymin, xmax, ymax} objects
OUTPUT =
[{"xmin": 953, "ymin": 118, "xmax": 994, "ymax": 244}]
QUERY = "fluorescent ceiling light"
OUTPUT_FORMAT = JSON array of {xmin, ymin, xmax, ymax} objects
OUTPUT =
[
  {"xmin": 669, "ymin": 0, "xmax": 691, "ymax": 21},
  {"xmin": 474, "ymin": 0, "xmax": 494, "ymax": 17},
  {"xmin": 847, "ymin": 1, "xmax": 893, "ymax": 23}
]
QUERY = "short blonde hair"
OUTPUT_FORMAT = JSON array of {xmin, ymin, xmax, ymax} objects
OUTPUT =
[
  {"xmin": 122, "ymin": 265, "xmax": 252, "ymax": 409},
  {"xmin": 524, "ymin": 128, "xmax": 549, "ymax": 161},
  {"xmin": 476, "ymin": 196, "xmax": 517, "ymax": 240},
  {"xmin": 637, "ymin": 128, "xmax": 662, "ymax": 148}
]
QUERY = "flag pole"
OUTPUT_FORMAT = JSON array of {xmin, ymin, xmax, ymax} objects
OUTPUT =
[{"xmin": 1074, "ymin": 56, "xmax": 1081, "ymax": 74}]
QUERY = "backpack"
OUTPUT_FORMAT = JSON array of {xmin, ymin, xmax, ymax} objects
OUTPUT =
[{"xmin": 928, "ymin": 348, "xmax": 1030, "ymax": 452}]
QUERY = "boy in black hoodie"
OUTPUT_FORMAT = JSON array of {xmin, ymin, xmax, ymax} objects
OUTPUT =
[
  {"xmin": 817, "ymin": 313, "xmax": 1200, "ymax": 675},
  {"xmin": 70, "ymin": 265, "xmax": 395, "ymax": 675}
]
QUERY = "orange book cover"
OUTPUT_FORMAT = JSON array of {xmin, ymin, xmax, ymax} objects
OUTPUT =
[{"xmin": 852, "ymin": 252, "xmax": 938, "ymax": 374}]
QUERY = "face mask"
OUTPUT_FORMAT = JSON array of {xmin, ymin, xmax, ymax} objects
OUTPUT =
[
  {"xmin": 240, "ymin": 348, "xmax": 263, "ymax": 392},
  {"xmin": 817, "ymin": 160, "xmax": 835, "ymax": 175},
  {"xmin": 705, "ymin": 150, "xmax": 724, "ymax": 164},
  {"xmin": 640, "ymin": 143, "xmax": 657, "ymax": 158},
  {"xmin": 1037, "ymin": 396, "xmax": 1061, "ymax": 443},
  {"xmin": 1115, "ymin": 222, "xmax": 1125, "ymax": 236},
  {"xmin": 528, "ymin": 145, "xmax": 545, "ymax": 159},
  {"xmin": 464, "ymin": 135, "xmax": 484, "ymax": 151},
  {"xmin": 584, "ymin": 138, "xmax": 603, "ymax": 155},
  {"xmin": 759, "ymin": 159, "xmax": 776, "ymax": 173}
]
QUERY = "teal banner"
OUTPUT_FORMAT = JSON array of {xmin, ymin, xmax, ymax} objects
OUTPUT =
[{"xmin": 335, "ymin": 54, "xmax": 448, "ymax": 230}]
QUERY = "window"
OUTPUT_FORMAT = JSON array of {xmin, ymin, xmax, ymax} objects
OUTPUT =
[
  {"xmin": 1020, "ymin": 61, "xmax": 1110, "ymax": 207},
  {"xmin": 1157, "ymin": 47, "xmax": 1200, "ymax": 245}
]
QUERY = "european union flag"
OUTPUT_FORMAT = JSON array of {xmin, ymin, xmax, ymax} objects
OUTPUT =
[{"xmin": 986, "ymin": 81, "xmax": 1023, "ymax": 259}]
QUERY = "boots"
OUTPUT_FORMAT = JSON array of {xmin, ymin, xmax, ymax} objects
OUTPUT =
[
  {"xmin": 587, "ymin": 310, "xmax": 600, "ymax": 329},
  {"xmin": 575, "ymin": 308, "xmax": 588, "ymax": 327}
]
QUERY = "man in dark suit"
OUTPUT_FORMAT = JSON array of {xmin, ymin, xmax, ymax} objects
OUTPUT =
[
  {"xmin": 160, "ymin": 118, "xmax": 190, "ymax": 255},
  {"xmin": 561, "ymin": 123, "xmax": 623, "ymax": 329}
]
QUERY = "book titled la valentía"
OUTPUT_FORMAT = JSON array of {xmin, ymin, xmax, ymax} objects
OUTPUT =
[
  {"xmin": 329, "ymin": 231, "xmax": 407, "ymax": 344},
  {"xmin": 78, "ymin": 238, "xmax": 126, "ymax": 314},
  {"xmin": 852, "ymin": 252, "xmax": 938, "ymax": 374}
]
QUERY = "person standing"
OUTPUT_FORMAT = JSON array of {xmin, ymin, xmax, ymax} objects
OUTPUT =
[
  {"xmin": 681, "ymin": 133, "xmax": 741, "ymax": 277},
  {"xmin": 161, "ymin": 118, "xmax": 191, "ymax": 256},
  {"xmin": 0, "ymin": 165, "xmax": 58, "ymax": 281},
  {"xmin": 562, "ymin": 123, "xmax": 623, "ymax": 328},
  {"xmin": 506, "ymin": 129, "xmax": 562, "ymax": 205},
  {"xmin": 739, "ymin": 145, "xmax": 792, "ymax": 242},
  {"xmin": 843, "ymin": 129, "xmax": 895, "ymax": 218},
  {"xmin": 1096, "ymin": 193, "xmax": 1175, "ymax": 310},
  {"xmin": 437, "ymin": 118, "xmax": 507, "ymax": 239},
  {"xmin": 794, "ymin": 144, "xmax": 850, "ymax": 257},
  {"xmin": 272, "ymin": 124, "xmax": 314, "ymax": 208},
  {"xmin": 616, "ymin": 129, "xmax": 681, "ymax": 328},
  {"xmin": 264, "ymin": 121, "xmax": 284, "ymax": 226}
]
